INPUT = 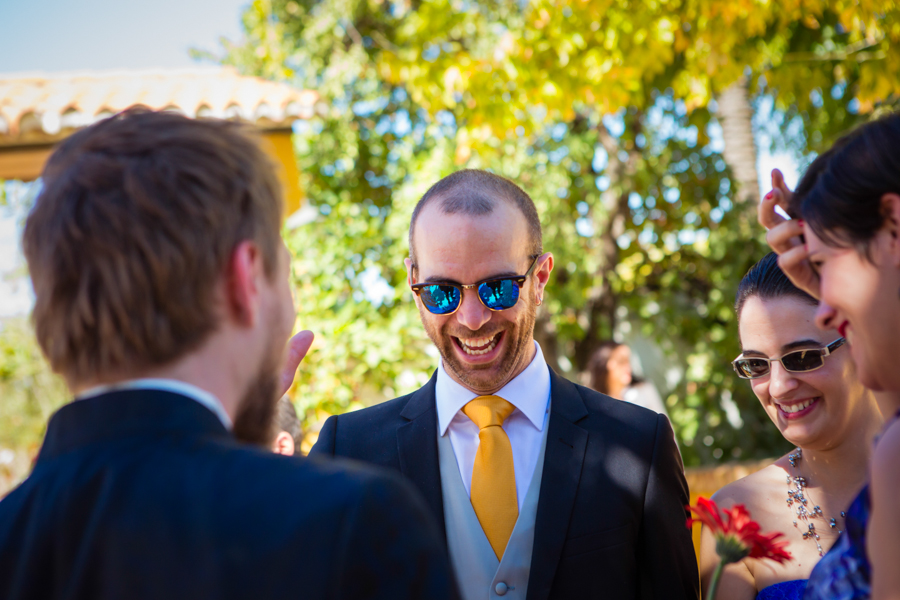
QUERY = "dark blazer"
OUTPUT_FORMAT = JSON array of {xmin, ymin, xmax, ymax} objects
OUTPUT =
[
  {"xmin": 311, "ymin": 369, "xmax": 700, "ymax": 600},
  {"xmin": 0, "ymin": 389, "xmax": 458, "ymax": 600}
]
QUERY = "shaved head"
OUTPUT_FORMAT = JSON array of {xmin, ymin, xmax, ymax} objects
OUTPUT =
[{"xmin": 408, "ymin": 169, "xmax": 542, "ymax": 267}]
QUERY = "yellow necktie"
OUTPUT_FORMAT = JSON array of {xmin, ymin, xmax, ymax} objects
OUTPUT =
[{"xmin": 463, "ymin": 395, "xmax": 518, "ymax": 560}]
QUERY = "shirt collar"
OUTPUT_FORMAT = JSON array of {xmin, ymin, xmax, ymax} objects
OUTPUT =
[
  {"xmin": 75, "ymin": 378, "xmax": 232, "ymax": 430},
  {"xmin": 436, "ymin": 341, "xmax": 550, "ymax": 436}
]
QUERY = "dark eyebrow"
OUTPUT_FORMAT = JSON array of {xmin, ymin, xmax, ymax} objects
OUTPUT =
[
  {"xmin": 741, "ymin": 339, "xmax": 825, "ymax": 357},
  {"xmin": 423, "ymin": 270, "xmax": 521, "ymax": 285},
  {"xmin": 423, "ymin": 275, "xmax": 462, "ymax": 285},
  {"xmin": 781, "ymin": 339, "xmax": 826, "ymax": 353}
]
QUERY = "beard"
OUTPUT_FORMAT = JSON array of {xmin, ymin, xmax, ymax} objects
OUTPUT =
[
  {"xmin": 420, "ymin": 286, "xmax": 537, "ymax": 394},
  {"xmin": 232, "ymin": 343, "xmax": 282, "ymax": 446}
]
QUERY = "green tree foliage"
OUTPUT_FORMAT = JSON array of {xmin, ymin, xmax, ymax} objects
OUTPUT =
[
  {"xmin": 218, "ymin": 0, "xmax": 899, "ymax": 462},
  {"xmin": 0, "ymin": 318, "xmax": 68, "ymax": 454},
  {"xmin": 0, "ymin": 181, "xmax": 68, "ymax": 489}
]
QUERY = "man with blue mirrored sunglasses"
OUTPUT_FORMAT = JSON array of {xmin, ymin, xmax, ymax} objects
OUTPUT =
[{"xmin": 312, "ymin": 169, "xmax": 700, "ymax": 600}]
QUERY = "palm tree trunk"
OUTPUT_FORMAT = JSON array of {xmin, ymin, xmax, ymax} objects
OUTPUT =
[{"xmin": 718, "ymin": 77, "xmax": 760, "ymax": 204}]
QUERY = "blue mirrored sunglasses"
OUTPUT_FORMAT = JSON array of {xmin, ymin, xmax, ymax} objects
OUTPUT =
[{"xmin": 411, "ymin": 256, "xmax": 540, "ymax": 315}]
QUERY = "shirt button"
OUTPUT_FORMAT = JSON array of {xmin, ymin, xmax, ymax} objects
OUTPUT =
[{"xmin": 495, "ymin": 582, "xmax": 509, "ymax": 596}]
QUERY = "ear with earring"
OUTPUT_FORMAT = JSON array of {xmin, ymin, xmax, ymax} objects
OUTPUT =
[{"xmin": 536, "ymin": 296, "xmax": 543, "ymax": 306}]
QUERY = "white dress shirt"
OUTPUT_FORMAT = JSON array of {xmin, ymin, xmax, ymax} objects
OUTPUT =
[
  {"xmin": 436, "ymin": 342, "xmax": 551, "ymax": 511},
  {"xmin": 76, "ymin": 378, "xmax": 232, "ymax": 429}
]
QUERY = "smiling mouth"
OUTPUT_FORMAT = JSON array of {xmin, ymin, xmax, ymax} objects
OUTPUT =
[
  {"xmin": 455, "ymin": 332, "xmax": 502, "ymax": 356},
  {"xmin": 776, "ymin": 397, "xmax": 820, "ymax": 415}
]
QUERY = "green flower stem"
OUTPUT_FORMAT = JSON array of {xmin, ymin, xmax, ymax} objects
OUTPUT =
[{"xmin": 706, "ymin": 560, "xmax": 725, "ymax": 600}]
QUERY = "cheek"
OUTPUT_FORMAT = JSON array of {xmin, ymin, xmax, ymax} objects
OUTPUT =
[
  {"xmin": 423, "ymin": 312, "xmax": 445, "ymax": 332},
  {"xmin": 819, "ymin": 260, "xmax": 852, "ymax": 305},
  {"xmin": 750, "ymin": 380, "xmax": 770, "ymax": 404},
  {"xmin": 431, "ymin": 312, "xmax": 461, "ymax": 337},
  {"xmin": 797, "ymin": 372, "xmax": 828, "ymax": 397},
  {"xmin": 821, "ymin": 258, "xmax": 881, "ymax": 316},
  {"xmin": 489, "ymin": 305, "xmax": 522, "ymax": 327},
  {"xmin": 819, "ymin": 277, "xmax": 849, "ymax": 314}
]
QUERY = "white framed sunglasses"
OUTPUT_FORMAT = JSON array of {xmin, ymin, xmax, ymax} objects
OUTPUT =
[{"xmin": 732, "ymin": 338, "xmax": 846, "ymax": 380}]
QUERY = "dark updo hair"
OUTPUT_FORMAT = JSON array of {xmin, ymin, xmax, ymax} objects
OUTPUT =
[
  {"xmin": 735, "ymin": 252, "xmax": 817, "ymax": 319},
  {"xmin": 789, "ymin": 112, "xmax": 900, "ymax": 254}
]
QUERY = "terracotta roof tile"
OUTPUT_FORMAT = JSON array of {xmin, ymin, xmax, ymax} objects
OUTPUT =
[{"xmin": 0, "ymin": 67, "xmax": 319, "ymax": 147}]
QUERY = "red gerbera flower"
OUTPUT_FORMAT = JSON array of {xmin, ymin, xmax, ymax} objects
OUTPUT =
[
  {"xmin": 687, "ymin": 497, "xmax": 792, "ymax": 600},
  {"xmin": 688, "ymin": 496, "xmax": 792, "ymax": 564},
  {"xmin": 686, "ymin": 496, "xmax": 726, "ymax": 532}
]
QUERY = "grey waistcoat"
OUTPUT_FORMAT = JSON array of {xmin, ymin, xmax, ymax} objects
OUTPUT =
[{"xmin": 438, "ymin": 417, "xmax": 549, "ymax": 600}]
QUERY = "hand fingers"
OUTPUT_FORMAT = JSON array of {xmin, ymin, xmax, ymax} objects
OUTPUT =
[
  {"xmin": 765, "ymin": 219, "xmax": 804, "ymax": 254},
  {"xmin": 778, "ymin": 242, "xmax": 810, "ymax": 269},
  {"xmin": 777, "ymin": 243, "xmax": 821, "ymax": 299},
  {"xmin": 759, "ymin": 189, "xmax": 787, "ymax": 230},
  {"xmin": 279, "ymin": 330, "xmax": 315, "ymax": 396},
  {"xmin": 771, "ymin": 169, "xmax": 794, "ymax": 205},
  {"xmin": 771, "ymin": 169, "xmax": 784, "ymax": 189},
  {"xmin": 772, "ymin": 187, "xmax": 792, "ymax": 215}
]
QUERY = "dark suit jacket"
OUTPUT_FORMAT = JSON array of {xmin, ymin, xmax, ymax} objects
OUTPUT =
[
  {"xmin": 0, "ymin": 389, "xmax": 458, "ymax": 600},
  {"xmin": 311, "ymin": 369, "xmax": 700, "ymax": 600}
]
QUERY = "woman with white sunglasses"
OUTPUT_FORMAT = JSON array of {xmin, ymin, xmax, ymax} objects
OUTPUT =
[{"xmin": 699, "ymin": 252, "xmax": 883, "ymax": 600}]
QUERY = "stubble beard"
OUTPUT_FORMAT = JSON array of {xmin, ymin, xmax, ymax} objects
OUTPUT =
[
  {"xmin": 232, "ymin": 337, "xmax": 283, "ymax": 446},
  {"xmin": 421, "ymin": 287, "xmax": 537, "ymax": 394}
]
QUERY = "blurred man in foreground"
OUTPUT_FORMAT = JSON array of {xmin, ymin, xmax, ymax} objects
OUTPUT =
[{"xmin": 0, "ymin": 109, "xmax": 456, "ymax": 600}]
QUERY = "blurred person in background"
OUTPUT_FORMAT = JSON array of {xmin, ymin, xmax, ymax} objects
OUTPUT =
[
  {"xmin": 271, "ymin": 396, "xmax": 301, "ymax": 456},
  {"xmin": 0, "ymin": 109, "xmax": 456, "ymax": 600},
  {"xmin": 587, "ymin": 341, "xmax": 669, "ymax": 417},
  {"xmin": 699, "ymin": 252, "xmax": 882, "ymax": 600},
  {"xmin": 762, "ymin": 113, "xmax": 900, "ymax": 600}
]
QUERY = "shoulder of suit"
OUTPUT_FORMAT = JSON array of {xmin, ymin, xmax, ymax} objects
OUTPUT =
[
  {"xmin": 558, "ymin": 375, "xmax": 663, "ymax": 426},
  {"xmin": 9, "ymin": 432, "xmax": 410, "ymax": 530},
  {"xmin": 214, "ymin": 438, "xmax": 410, "ymax": 500},
  {"xmin": 327, "ymin": 391, "xmax": 416, "ymax": 424}
]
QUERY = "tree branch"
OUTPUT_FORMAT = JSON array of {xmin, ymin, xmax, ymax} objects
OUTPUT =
[{"xmin": 783, "ymin": 38, "xmax": 883, "ymax": 63}]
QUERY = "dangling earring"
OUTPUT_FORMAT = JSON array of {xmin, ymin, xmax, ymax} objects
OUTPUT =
[{"xmin": 536, "ymin": 296, "xmax": 543, "ymax": 306}]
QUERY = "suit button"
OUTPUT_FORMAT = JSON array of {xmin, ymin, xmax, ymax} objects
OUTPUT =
[{"xmin": 495, "ymin": 582, "xmax": 508, "ymax": 596}]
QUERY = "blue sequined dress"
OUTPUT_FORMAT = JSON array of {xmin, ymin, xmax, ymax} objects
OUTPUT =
[
  {"xmin": 802, "ymin": 485, "xmax": 872, "ymax": 599},
  {"xmin": 755, "ymin": 478, "xmax": 874, "ymax": 599},
  {"xmin": 757, "ymin": 579, "xmax": 807, "ymax": 600}
]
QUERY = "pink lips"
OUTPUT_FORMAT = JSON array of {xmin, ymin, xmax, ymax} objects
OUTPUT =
[
  {"xmin": 837, "ymin": 322, "xmax": 849, "ymax": 339},
  {"xmin": 777, "ymin": 398, "xmax": 820, "ymax": 420}
]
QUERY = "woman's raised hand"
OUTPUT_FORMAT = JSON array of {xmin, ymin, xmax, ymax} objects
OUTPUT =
[{"xmin": 758, "ymin": 169, "xmax": 822, "ymax": 299}]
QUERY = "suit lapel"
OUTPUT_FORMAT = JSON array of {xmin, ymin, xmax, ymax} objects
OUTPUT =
[
  {"xmin": 527, "ymin": 370, "xmax": 589, "ymax": 600},
  {"xmin": 397, "ymin": 372, "xmax": 447, "ymax": 543}
]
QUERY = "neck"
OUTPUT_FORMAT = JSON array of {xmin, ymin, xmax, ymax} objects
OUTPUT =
[
  {"xmin": 797, "ymin": 413, "xmax": 883, "ymax": 494},
  {"xmin": 799, "ymin": 444, "xmax": 868, "ymax": 494},
  {"xmin": 874, "ymin": 390, "xmax": 900, "ymax": 420},
  {"xmin": 607, "ymin": 381, "xmax": 627, "ymax": 399},
  {"xmin": 69, "ymin": 344, "xmax": 247, "ymax": 422}
]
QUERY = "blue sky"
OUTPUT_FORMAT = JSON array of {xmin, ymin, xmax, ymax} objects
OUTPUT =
[{"xmin": 0, "ymin": 0, "xmax": 248, "ymax": 73}]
